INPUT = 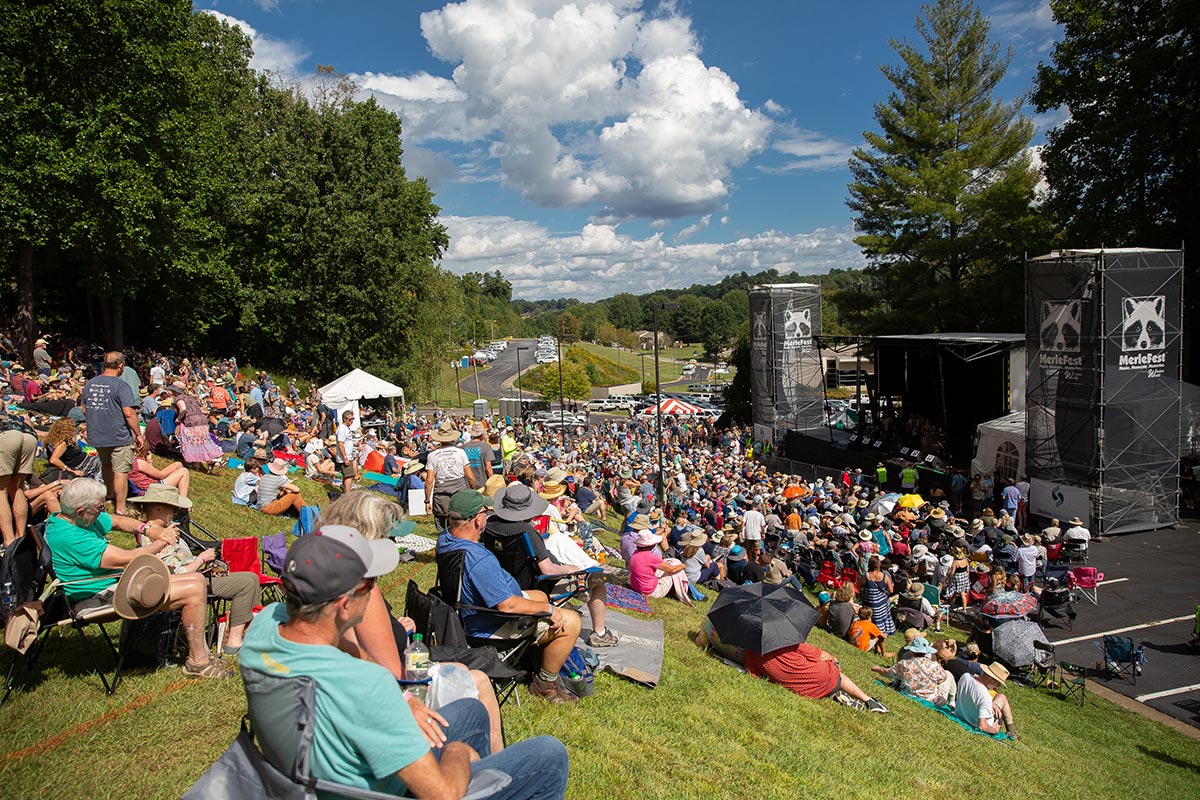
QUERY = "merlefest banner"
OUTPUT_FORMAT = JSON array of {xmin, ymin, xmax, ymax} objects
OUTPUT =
[{"xmin": 749, "ymin": 284, "xmax": 823, "ymax": 441}]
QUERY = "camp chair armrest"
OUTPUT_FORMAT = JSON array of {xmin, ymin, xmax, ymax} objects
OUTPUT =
[
  {"xmin": 535, "ymin": 567, "xmax": 598, "ymax": 584},
  {"xmin": 453, "ymin": 602, "xmax": 552, "ymax": 620}
]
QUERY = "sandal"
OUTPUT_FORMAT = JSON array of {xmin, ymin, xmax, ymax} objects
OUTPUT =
[{"xmin": 183, "ymin": 660, "xmax": 233, "ymax": 679}]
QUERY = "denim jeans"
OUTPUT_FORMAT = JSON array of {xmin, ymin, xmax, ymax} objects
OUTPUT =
[{"xmin": 435, "ymin": 699, "xmax": 570, "ymax": 800}]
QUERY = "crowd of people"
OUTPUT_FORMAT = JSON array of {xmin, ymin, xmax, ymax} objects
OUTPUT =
[{"xmin": 2, "ymin": 329, "xmax": 1098, "ymax": 797}]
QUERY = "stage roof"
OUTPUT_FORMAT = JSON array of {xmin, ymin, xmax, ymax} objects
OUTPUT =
[{"xmin": 873, "ymin": 332, "xmax": 1024, "ymax": 345}]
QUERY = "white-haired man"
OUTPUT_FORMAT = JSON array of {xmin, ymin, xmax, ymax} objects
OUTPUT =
[{"xmin": 44, "ymin": 479, "xmax": 229, "ymax": 679}]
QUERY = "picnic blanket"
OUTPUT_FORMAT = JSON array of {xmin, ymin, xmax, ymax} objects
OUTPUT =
[
  {"xmin": 604, "ymin": 583, "xmax": 652, "ymax": 614},
  {"xmin": 363, "ymin": 471, "xmax": 399, "ymax": 486},
  {"xmin": 576, "ymin": 607, "xmax": 663, "ymax": 688},
  {"xmin": 880, "ymin": 681, "xmax": 1014, "ymax": 742},
  {"xmin": 392, "ymin": 534, "xmax": 438, "ymax": 554}
]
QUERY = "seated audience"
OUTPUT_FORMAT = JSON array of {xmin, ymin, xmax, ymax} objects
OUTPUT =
[
  {"xmin": 954, "ymin": 660, "xmax": 1018, "ymax": 738},
  {"xmin": 255, "ymin": 457, "xmax": 308, "ymax": 516}
]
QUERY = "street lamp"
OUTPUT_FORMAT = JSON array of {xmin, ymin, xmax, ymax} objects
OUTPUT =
[
  {"xmin": 652, "ymin": 301, "xmax": 679, "ymax": 504},
  {"xmin": 487, "ymin": 319, "xmax": 496, "ymax": 340},
  {"xmin": 637, "ymin": 352, "xmax": 651, "ymax": 389},
  {"xmin": 515, "ymin": 346, "xmax": 529, "ymax": 403}
]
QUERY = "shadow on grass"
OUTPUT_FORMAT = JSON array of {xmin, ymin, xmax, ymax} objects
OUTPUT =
[{"xmin": 1136, "ymin": 745, "xmax": 1200, "ymax": 775}]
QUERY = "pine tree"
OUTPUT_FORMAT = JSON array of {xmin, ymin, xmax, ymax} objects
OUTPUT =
[{"xmin": 846, "ymin": 0, "xmax": 1050, "ymax": 332}]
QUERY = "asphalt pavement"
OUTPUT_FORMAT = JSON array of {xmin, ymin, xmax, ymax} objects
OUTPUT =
[
  {"xmin": 1041, "ymin": 522, "xmax": 1200, "ymax": 727},
  {"xmin": 457, "ymin": 338, "xmax": 541, "ymax": 399}
]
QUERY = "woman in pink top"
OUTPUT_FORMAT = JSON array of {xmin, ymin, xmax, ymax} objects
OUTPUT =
[{"xmin": 627, "ymin": 529, "xmax": 685, "ymax": 597}]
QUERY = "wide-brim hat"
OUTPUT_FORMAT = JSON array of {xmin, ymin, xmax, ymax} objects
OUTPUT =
[
  {"xmin": 727, "ymin": 545, "xmax": 746, "ymax": 562},
  {"xmin": 970, "ymin": 519, "xmax": 984, "ymax": 532},
  {"xmin": 905, "ymin": 636, "xmax": 936, "ymax": 655},
  {"xmin": 432, "ymin": 420, "xmax": 461, "ymax": 443},
  {"xmin": 545, "ymin": 466, "xmax": 568, "ymax": 484},
  {"xmin": 629, "ymin": 513, "xmax": 652, "ymax": 531},
  {"xmin": 1021, "ymin": 533, "xmax": 1035, "ymax": 546},
  {"xmin": 324, "ymin": 435, "xmax": 338, "ymax": 446},
  {"xmin": 168, "ymin": 381, "xmax": 187, "ymax": 394},
  {"xmin": 928, "ymin": 507, "xmax": 946, "ymax": 519},
  {"xmin": 127, "ymin": 483, "xmax": 193, "ymax": 509},
  {"xmin": 683, "ymin": 531, "xmax": 708, "ymax": 548},
  {"xmin": 939, "ymin": 554, "xmax": 954, "ymax": 567},
  {"xmin": 267, "ymin": 457, "xmax": 289, "ymax": 476},
  {"xmin": 113, "ymin": 554, "xmax": 172, "ymax": 620},
  {"xmin": 539, "ymin": 482, "xmax": 566, "ymax": 500},
  {"xmin": 1068, "ymin": 517, "xmax": 1084, "ymax": 526},
  {"xmin": 902, "ymin": 583, "xmax": 924, "ymax": 600},
  {"xmin": 858, "ymin": 529, "xmax": 872, "ymax": 541},
  {"xmin": 980, "ymin": 661, "xmax": 1010, "ymax": 685},
  {"xmin": 492, "ymin": 481, "xmax": 550, "ymax": 521},
  {"xmin": 403, "ymin": 460, "xmax": 425, "ymax": 476},
  {"xmin": 633, "ymin": 530, "xmax": 663, "ymax": 548},
  {"xmin": 482, "ymin": 473, "xmax": 507, "ymax": 497},
  {"xmin": 911, "ymin": 544, "xmax": 929, "ymax": 559},
  {"xmin": 467, "ymin": 422, "xmax": 486, "ymax": 437}
]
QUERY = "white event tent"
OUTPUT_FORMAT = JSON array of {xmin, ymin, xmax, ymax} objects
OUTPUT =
[{"xmin": 317, "ymin": 368, "xmax": 405, "ymax": 429}]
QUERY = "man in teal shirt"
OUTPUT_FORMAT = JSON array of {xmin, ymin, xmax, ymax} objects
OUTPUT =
[
  {"xmin": 241, "ymin": 524, "xmax": 569, "ymax": 799},
  {"xmin": 45, "ymin": 478, "xmax": 229, "ymax": 679}
]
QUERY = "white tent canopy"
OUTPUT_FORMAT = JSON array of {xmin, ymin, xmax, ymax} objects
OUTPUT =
[
  {"xmin": 317, "ymin": 369, "xmax": 405, "ymax": 428},
  {"xmin": 971, "ymin": 411, "xmax": 1025, "ymax": 483}
]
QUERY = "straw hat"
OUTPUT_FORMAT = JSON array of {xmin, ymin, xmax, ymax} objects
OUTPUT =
[
  {"xmin": 980, "ymin": 662, "xmax": 1010, "ymax": 686},
  {"xmin": 858, "ymin": 529, "xmax": 873, "ymax": 541},
  {"xmin": 539, "ymin": 481, "xmax": 566, "ymax": 500},
  {"xmin": 112, "ymin": 554, "xmax": 172, "ymax": 620},
  {"xmin": 629, "ymin": 513, "xmax": 652, "ymax": 531},
  {"xmin": 127, "ymin": 483, "xmax": 193, "ymax": 509},
  {"xmin": 432, "ymin": 420, "xmax": 461, "ymax": 443},
  {"xmin": 482, "ymin": 474, "xmax": 506, "ymax": 497}
]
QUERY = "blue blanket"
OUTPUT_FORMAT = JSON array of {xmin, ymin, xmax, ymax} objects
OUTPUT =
[{"xmin": 879, "ymin": 681, "xmax": 1013, "ymax": 742}]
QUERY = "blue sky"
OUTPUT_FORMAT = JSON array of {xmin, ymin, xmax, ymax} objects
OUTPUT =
[{"xmin": 202, "ymin": 0, "xmax": 1062, "ymax": 300}]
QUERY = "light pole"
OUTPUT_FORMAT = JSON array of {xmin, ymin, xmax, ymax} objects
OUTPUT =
[
  {"xmin": 637, "ymin": 352, "xmax": 651, "ymax": 390},
  {"xmin": 651, "ymin": 301, "xmax": 679, "ymax": 504},
  {"xmin": 487, "ymin": 319, "xmax": 496, "ymax": 340},
  {"xmin": 515, "ymin": 346, "xmax": 529, "ymax": 404}
]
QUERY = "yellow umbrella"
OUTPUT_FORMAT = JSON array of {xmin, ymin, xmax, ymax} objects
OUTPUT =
[{"xmin": 895, "ymin": 494, "xmax": 925, "ymax": 509}]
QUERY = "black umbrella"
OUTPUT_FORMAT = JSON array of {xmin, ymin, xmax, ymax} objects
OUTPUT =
[{"xmin": 706, "ymin": 583, "xmax": 818, "ymax": 654}]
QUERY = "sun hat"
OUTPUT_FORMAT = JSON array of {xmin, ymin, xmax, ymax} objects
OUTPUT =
[
  {"xmin": 902, "ymin": 582, "xmax": 924, "ymax": 600},
  {"xmin": 1068, "ymin": 516, "xmax": 1084, "ymax": 526},
  {"xmin": 432, "ymin": 420, "xmax": 461, "ymax": 443},
  {"xmin": 629, "ymin": 513, "xmax": 652, "ymax": 531},
  {"xmin": 911, "ymin": 544, "xmax": 929, "ymax": 560},
  {"xmin": 112, "ymin": 554, "xmax": 172, "ymax": 620},
  {"xmin": 447, "ymin": 489, "xmax": 493, "ymax": 520},
  {"xmin": 726, "ymin": 544, "xmax": 746, "ymax": 562},
  {"xmin": 467, "ymin": 421, "xmax": 486, "ymax": 437},
  {"xmin": 168, "ymin": 380, "xmax": 187, "ymax": 394},
  {"xmin": 266, "ymin": 457, "xmax": 289, "ymax": 476},
  {"xmin": 492, "ymin": 481, "xmax": 549, "ymax": 521},
  {"xmin": 633, "ymin": 530, "xmax": 663, "ymax": 548},
  {"xmin": 403, "ymin": 460, "xmax": 425, "ymax": 475},
  {"xmin": 619, "ymin": 467, "xmax": 633, "ymax": 479},
  {"xmin": 857, "ymin": 529, "xmax": 872, "ymax": 541},
  {"xmin": 971, "ymin": 519, "xmax": 984, "ymax": 532},
  {"xmin": 282, "ymin": 525, "xmax": 400, "ymax": 604},
  {"xmin": 482, "ymin": 474, "xmax": 507, "ymax": 497},
  {"xmin": 939, "ymin": 554, "xmax": 954, "ymax": 567},
  {"xmin": 928, "ymin": 507, "xmax": 946, "ymax": 520},
  {"xmin": 980, "ymin": 661, "xmax": 1010, "ymax": 685},
  {"xmin": 1020, "ymin": 533, "xmax": 1035, "ymax": 546},
  {"xmin": 545, "ymin": 466, "xmax": 568, "ymax": 485},
  {"xmin": 127, "ymin": 483, "xmax": 193, "ymax": 509},
  {"xmin": 905, "ymin": 636, "xmax": 936, "ymax": 655},
  {"xmin": 539, "ymin": 481, "xmax": 566, "ymax": 500},
  {"xmin": 682, "ymin": 531, "xmax": 708, "ymax": 548}
]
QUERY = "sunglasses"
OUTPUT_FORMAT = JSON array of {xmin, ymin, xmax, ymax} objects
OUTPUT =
[{"xmin": 346, "ymin": 577, "xmax": 377, "ymax": 597}]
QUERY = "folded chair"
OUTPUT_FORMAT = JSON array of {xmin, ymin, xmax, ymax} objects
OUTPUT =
[
  {"xmin": 222, "ymin": 536, "xmax": 286, "ymax": 605},
  {"xmin": 434, "ymin": 549, "xmax": 550, "ymax": 706},
  {"xmin": 481, "ymin": 528, "xmax": 597, "ymax": 608},
  {"xmin": 1095, "ymin": 634, "xmax": 1146, "ymax": 684},
  {"xmin": 1061, "ymin": 538, "xmax": 1089, "ymax": 564},
  {"xmin": 4, "ymin": 525, "xmax": 127, "ymax": 700},
  {"xmin": 1067, "ymin": 567, "xmax": 1103, "ymax": 605},
  {"xmin": 183, "ymin": 669, "xmax": 510, "ymax": 800},
  {"xmin": 1031, "ymin": 640, "xmax": 1086, "ymax": 705}
]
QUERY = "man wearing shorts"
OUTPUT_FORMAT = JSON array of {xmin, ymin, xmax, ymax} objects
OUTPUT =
[
  {"xmin": 81, "ymin": 352, "xmax": 144, "ymax": 515},
  {"xmin": 335, "ymin": 410, "xmax": 358, "ymax": 493},
  {"xmin": 0, "ymin": 419, "xmax": 38, "ymax": 546}
]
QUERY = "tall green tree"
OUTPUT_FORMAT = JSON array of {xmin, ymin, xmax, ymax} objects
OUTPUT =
[
  {"xmin": 699, "ymin": 301, "xmax": 737, "ymax": 358},
  {"xmin": 846, "ymin": 0, "xmax": 1050, "ymax": 333},
  {"xmin": 1033, "ymin": 0, "xmax": 1198, "ymax": 378}
]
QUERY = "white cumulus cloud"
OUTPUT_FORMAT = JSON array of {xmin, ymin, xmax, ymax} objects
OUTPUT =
[
  {"xmin": 355, "ymin": 0, "xmax": 772, "ymax": 221},
  {"xmin": 201, "ymin": 10, "xmax": 309, "ymax": 74},
  {"xmin": 440, "ymin": 215, "xmax": 864, "ymax": 300}
]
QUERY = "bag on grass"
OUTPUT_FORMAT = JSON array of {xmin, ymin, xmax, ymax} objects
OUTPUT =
[
  {"xmin": 426, "ymin": 662, "xmax": 480, "ymax": 710},
  {"xmin": 558, "ymin": 645, "xmax": 595, "ymax": 698}
]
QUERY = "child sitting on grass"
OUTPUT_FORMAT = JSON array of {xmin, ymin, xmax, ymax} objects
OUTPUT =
[{"xmin": 847, "ymin": 606, "xmax": 895, "ymax": 658}]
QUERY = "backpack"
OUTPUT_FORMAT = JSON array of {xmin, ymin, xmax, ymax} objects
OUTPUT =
[{"xmin": 558, "ymin": 645, "xmax": 596, "ymax": 698}]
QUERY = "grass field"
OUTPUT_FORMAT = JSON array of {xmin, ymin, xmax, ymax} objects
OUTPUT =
[
  {"xmin": 574, "ymin": 342, "xmax": 712, "ymax": 385},
  {"xmin": 1, "ymin": 465, "xmax": 1198, "ymax": 799}
]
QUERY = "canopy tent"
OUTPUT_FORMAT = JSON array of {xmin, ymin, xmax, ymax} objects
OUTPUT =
[
  {"xmin": 639, "ymin": 397, "xmax": 704, "ymax": 416},
  {"xmin": 317, "ymin": 369, "xmax": 405, "ymax": 428},
  {"xmin": 971, "ymin": 411, "xmax": 1025, "ymax": 483}
]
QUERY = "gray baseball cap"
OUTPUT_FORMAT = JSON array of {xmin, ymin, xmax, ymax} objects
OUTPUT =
[{"xmin": 282, "ymin": 525, "xmax": 399, "ymax": 605}]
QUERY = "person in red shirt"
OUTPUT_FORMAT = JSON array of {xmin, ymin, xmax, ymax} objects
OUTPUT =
[{"xmin": 743, "ymin": 641, "xmax": 888, "ymax": 713}]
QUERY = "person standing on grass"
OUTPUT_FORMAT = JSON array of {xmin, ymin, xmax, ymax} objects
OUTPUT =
[
  {"xmin": 336, "ymin": 410, "xmax": 358, "ymax": 494},
  {"xmin": 81, "ymin": 351, "xmax": 144, "ymax": 516}
]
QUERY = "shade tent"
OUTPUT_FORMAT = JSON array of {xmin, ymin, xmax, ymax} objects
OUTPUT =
[
  {"xmin": 971, "ymin": 411, "xmax": 1026, "ymax": 483},
  {"xmin": 639, "ymin": 397, "xmax": 704, "ymax": 416},
  {"xmin": 317, "ymin": 369, "xmax": 405, "ymax": 428}
]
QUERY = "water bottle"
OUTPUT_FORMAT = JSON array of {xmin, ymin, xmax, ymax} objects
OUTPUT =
[
  {"xmin": 1, "ymin": 582, "xmax": 16, "ymax": 615},
  {"xmin": 405, "ymin": 633, "xmax": 430, "ymax": 703}
]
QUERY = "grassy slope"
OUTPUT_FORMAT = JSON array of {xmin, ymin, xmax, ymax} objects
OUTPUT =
[{"xmin": 1, "ymin": 467, "xmax": 1197, "ymax": 799}]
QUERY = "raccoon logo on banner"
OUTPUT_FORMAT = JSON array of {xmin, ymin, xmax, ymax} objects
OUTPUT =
[
  {"xmin": 1040, "ymin": 300, "xmax": 1081, "ymax": 353},
  {"xmin": 752, "ymin": 310, "xmax": 769, "ymax": 347},
  {"xmin": 782, "ymin": 303, "xmax": 812, "ymax": 351},
  {"xmin": 1117, "ymin": 295, "xmax": 1167, "ymax": 375}
]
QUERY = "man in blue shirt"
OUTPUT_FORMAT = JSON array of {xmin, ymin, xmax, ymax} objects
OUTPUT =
[
  {"xmin": 80, "ymin": 352, "xmax": 144, "ymax": 515},
  {"xmin": 242, "ymin": 524, "xmax": 569, "ymax": 799},
  {"xmin": 437, "ymin": 489, "xmax": 582, "ymax": 704}
]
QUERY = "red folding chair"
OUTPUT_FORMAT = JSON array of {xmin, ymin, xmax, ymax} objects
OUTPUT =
[
  {"xmin": 816, "ymin": 561, "xmax": 841, "ymax": 589},
  {"xmin": 1067, "ymin": 566, "xmax": 1104, "ymax": 605},
  {"xmin": 838, "ymin": 567, "xmax": 860, "ymax": 588},
  {"xmin": 222, "ymin": 537, "xmax": 286, "ymax": 604}
]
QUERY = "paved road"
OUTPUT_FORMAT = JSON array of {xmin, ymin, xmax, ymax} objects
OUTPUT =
[
  {"xmin": 1041, "ymin": 522, "xmax": 1200, "ymax": 727},
  {"xmin": 457, "ymin": 338, "xmax": 543, "ymax": 400}
]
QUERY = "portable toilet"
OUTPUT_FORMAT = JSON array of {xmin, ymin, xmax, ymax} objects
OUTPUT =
[
  {"xmin": 460, "ymin": 356, "xmax": 470, "ymax": 368},
  {"xmin": 473, "ymin": 398, "xmax": 489, "ymax": 419}
]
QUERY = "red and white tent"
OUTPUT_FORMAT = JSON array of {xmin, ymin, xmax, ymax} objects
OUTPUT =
[{"xmin": 639, "ymin": 397, "xmax": 705, "ymax": 416}]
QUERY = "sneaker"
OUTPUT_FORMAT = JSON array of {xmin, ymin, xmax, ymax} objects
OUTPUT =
[
  {"xmin": 831, "ymin": 690, "xmax": 866, "ymax": 711},
  {"xmin": 528, "ymin": 676, "xmax": 579, "ymax": 704},
  {"xmin": 866, "ymin": 698, "xmax": 889, "ymax": 714},
  {"xmin": 587, "ymin": 629, "xmax": 620, "ymax": 647}
]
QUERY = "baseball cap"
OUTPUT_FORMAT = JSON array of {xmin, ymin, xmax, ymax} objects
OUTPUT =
[
  {"xmin": 447, "ymin": 489, "xmax": 494, "ymax": 520},
  {"xmin": 282, "ymin": 525, "xmax": 400, "ymax": 605}
]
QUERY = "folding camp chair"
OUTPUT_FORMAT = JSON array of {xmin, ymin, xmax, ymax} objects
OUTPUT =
[
  {"xmin": 1095, "ymin": 634, "xmax": 1146, "ymax": 685},
  {"xmin": 481, "ymin": 527, "xmax": 597, "ymax": 608},
  {"xmin": 1031, "ymin": 640, "xmax": 1086, "ymax": 705},
  {"xmin": 1067, "ymin": 567, "xmax": 1103, "ymax": 605},
  {"xmin": 1061, "ymin": 538, "xmax": 1089, "ymax": 564},
  {"xmin": 815, "ymin": 561, "xmax": 841, "ymax": 589},
  {"xmin": 434, "ymin": 549, "xmax": 551, "ymax": 705},
  {"xmin": 4, "ymin": 525, "xmax": 128, "ymax": 700},
  {"xmin": 837, "ymin": 566, "xmax": 860, "ymax": 589},
  {"xmin": 221, "ymin": 537, "xmax": 286, "ymax": 605},
  {"xmin": 183, "ymin": 669, "xmax": 510, "ymax": 800}
]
